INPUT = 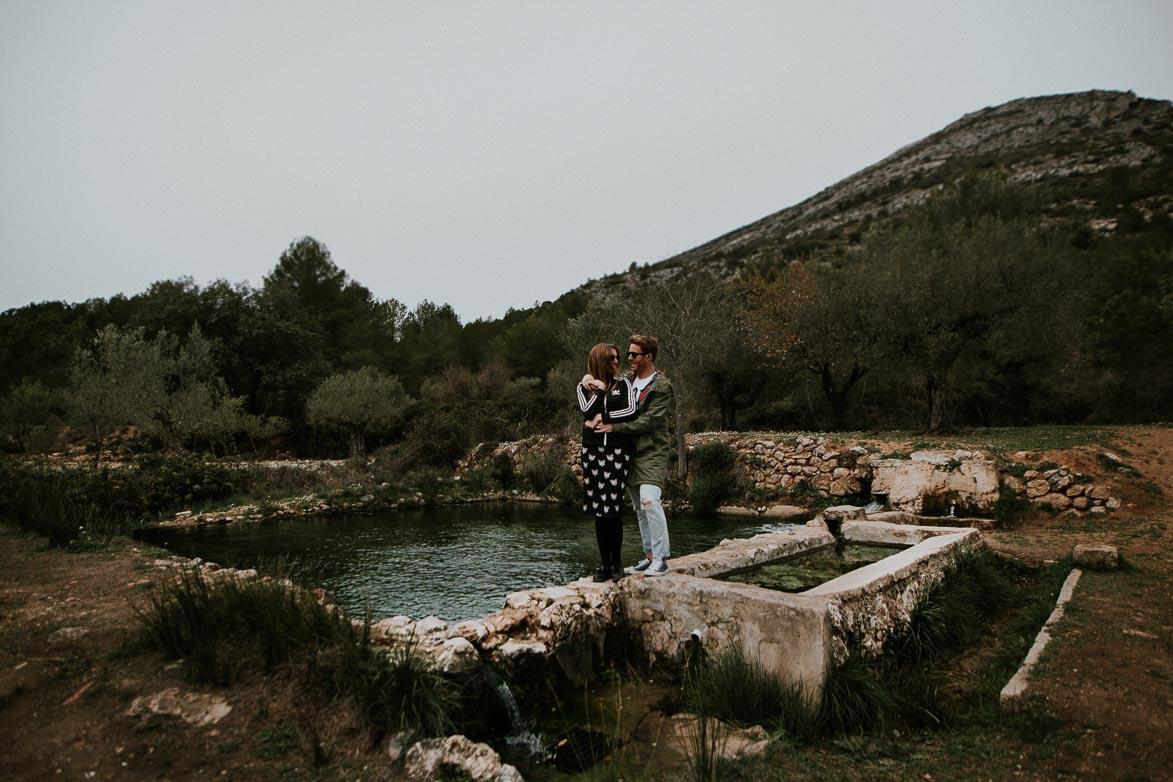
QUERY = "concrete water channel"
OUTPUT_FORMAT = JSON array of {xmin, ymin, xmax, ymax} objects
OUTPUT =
[
  {"xmin": 613, "ymin": 506, "xmax": 981, "ymax": 702},
  {"xmin": 370, "ymin": 504, "xmax": 984, "ymax": 717}
]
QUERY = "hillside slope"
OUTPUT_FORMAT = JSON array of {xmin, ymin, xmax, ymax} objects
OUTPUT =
[{"xmin": 591, "ymin": 89, "xmax": 1172, "ymax": 287}]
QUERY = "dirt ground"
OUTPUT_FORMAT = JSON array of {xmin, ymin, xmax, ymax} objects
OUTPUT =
[{"xmin": 1, "ymin": 425, "xmax": 1171, "ymax": 781}]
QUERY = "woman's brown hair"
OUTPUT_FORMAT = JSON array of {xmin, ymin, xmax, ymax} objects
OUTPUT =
[{"xmin": 587, "ymin": 343, "xmax": 621, "ymax": 390}]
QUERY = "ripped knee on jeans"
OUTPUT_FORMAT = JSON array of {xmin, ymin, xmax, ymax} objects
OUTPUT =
[{"xmin": 641, "ymin": 499, "xmax": 653, "ymax": 508}]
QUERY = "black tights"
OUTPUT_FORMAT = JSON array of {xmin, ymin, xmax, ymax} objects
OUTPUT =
[{"xmin": 594, "ymin": 514, "xmax": 624, "ymax": 568}]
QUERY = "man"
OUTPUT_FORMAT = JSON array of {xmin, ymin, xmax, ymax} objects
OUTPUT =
[{"xmin": 595, "ymin": 334, "xmax": 675, "ymax": 576}]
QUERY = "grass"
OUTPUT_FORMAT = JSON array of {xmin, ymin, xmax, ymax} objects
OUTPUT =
[
  {"xmin": 683, "ymin": 643, "xmax": 816, "ymax": 739},
  {"xmin": 682, "ymin": 549, "xmax": 1066, "ymax": 749},
  {"xmin": 134, "ymin": 563, "xmax": 459, "ymax": 741}
]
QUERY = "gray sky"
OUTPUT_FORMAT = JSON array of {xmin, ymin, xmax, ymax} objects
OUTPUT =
[{"xmin": 2, "ymin": 1, "xmax": 1171, "ymax": 321}]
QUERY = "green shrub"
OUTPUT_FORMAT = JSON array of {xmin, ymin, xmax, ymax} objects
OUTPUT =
[
  {"xmin": 519, "ymin": 448, "xmax": 563, "ymax": 494},
  {"xmin": 992, "ymin": 482, "xmax": 1034, "ymax": 526},
  {"xmin": 691, "ymin": 441, "xmax": 737, "ymax": 472},
  {"xmin": 543, "ymin": 466, "xmax": 583, "ymax": 507},
  {"xmin": 135, "ymin": 565, "xmax": 458, "ymax": 740},
  {"xmin": 683, "ymin": 643, "xmax": 816, "ymax": 738},
  {"xmin": 0, "ymin": 458, "xmax": 135, "ymax": 546},
  {"xmin": 819, "ymin": 657, "xmax": 894, "ymax": 734},
  {"xmin": 688, "ymin": 442, "xmax": 738, "ymax": 514}
]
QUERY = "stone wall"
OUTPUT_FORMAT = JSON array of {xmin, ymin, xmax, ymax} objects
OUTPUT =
[
  {"xmin": 455, "ymin": 433, "xmax": 1120, "ymax": 518},
  {"xmin": 1002, "ymin": 465, "xmax": 1121, "ymax": 514}
]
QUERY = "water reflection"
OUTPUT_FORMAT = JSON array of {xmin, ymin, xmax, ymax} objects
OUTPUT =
[{"xmin": 136, "ymin": 504, "xmax": 769, "ymax": 622}]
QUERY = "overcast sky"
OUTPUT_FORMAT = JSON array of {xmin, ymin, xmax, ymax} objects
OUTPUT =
[{"xmin": 2, "ymin": 1, "xmax": 1171, "ymax": 321}]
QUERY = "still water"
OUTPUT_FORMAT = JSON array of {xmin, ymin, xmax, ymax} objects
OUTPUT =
[{"xmin": 135, "ymin": 504, "xmax": 776, "ymax": 623}]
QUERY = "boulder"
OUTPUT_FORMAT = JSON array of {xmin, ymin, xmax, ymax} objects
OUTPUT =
[
  {"xmin": 404, "ymin": 734, "xmax": 522, "ymax": 781},
  {"xmin": 870, "ymin": 454, "xmax": 1000, "ymax": 513},
  {"xmin": 1073, "ymin": 544, "xmax": 1119, "ymax": 570},
  {"xmin": 125, "ymin": 688, "xmax": 232, "ymax": 726}
]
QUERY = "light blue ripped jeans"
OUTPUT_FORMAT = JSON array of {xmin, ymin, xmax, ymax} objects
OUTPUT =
[{"xmin": 628, "ymin": 483, "xmax": 670, "ymax": 561}]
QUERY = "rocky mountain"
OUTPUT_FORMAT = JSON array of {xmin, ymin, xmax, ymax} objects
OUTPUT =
[{"xmin": 591, "ymin": 90, "xmax": 1173, "ymax": 287}]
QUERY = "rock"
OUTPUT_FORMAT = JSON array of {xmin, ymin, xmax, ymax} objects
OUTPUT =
[
  {"xmin": 48, "ymin": 627, "xmax": 88, "ymax": 644},
  {"xmin": 1088, "ymin": 485, "xmax": 1112, "ymax": 500},
  {"xmin": 436, "ymin": 637, "xmax": 481, "ymax": 674},
  {"xmin": 1072, "ymin": 496, "xmax": 1090, "ymax": 511},
  {"xmin": 1026, "ymin": 479, "xmax": 1051, "ymax": 498},
  {"xmin": 404, "ymin": 734, "xmax": 520, "ymax": 781},
  {"xmin": 125, "ymin": 688, "xmax": 232, "ymax": 726},
  {"xmin": 822, "ymin": 505, "xmax": 866, "ymax": 522},
  {"xmin": 1073, "ymin": 544, "xmax": 1118, "ymax": 570},
  {"xmin": 871, "ymin": 455, "xmax": 1000, "ymax": 513},
  {"xmin": 414, "ymin": 616, "xmax": 449, "ymax": 635},
  {"xmin": 1038, "ymin": 493, "xmax": 1072, "ymax": 510}
]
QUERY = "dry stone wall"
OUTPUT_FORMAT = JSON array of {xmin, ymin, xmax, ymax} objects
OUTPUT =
[{"xmin": 458, "ymin": 433, "xmax": 1117, "ymax": 517}]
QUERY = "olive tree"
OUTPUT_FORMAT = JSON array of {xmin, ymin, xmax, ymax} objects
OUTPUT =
[
  {"xmin": 66, "ymin": 324, "xmax": 251, "ymax": 458},
  {"xmin": 305, "ymin": 367, "xmax": 412, "ymax": 458}
]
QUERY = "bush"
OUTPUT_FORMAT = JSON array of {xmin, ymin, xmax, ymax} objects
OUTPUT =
[
  {"xmin": 551, "ymin": 467, "xmax": 584, "ymax": 507},
  {"xmin": 683, "ymin": 642, "xmax": 816, "ymax": 738},
  {"xmin": 992, "ymin": 482, "xmax": 1034, "ymax": 526},
  {"xmin": 0, "ymin": 455, "xmax": 250, "ymax": 546},
  {"xmin": 0, "ymin": 458, "xmax": 135, "ymax": 546},
  {"xmin": 519, "ymin": 448, "xmax": 563, "ymax": 494},
  {"xmin": 688, "ymin": 442, "xmax": 738, "ymax": 514},
  {"xmin": 135, "ymin": 565, "xmax": 458, "ymax": 740}
]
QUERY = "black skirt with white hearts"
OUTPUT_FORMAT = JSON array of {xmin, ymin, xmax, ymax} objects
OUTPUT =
[{"xmin": 581, "ymin": 444, "xmax": 633, "ymax": 517}]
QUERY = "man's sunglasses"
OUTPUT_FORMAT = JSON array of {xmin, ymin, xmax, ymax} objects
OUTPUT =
[{"xmin": 626, "ymin": 351, "xmax": 644, "ymax": 358}]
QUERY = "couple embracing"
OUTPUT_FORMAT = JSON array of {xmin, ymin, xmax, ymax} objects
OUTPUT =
[{"xmin": 577, "ymin": 335, "xmax": 674, "ymax": 582}]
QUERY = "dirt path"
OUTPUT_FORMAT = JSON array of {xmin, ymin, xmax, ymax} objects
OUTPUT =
[
  {"xmin": 984, "ymin": 426, "xmax": 1173, "ymax": 780},
  {"xmin": 1, "ymin": 425, "xmax": 1171, "ymax": 781}
]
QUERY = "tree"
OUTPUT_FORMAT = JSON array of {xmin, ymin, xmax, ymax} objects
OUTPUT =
[
  {"xmin": 66, "ymin": 325, "xmax": 251, "ymax": 458},
  {"xmin": 262, "ymin": 237, "xmax": 398, "ymax": 371},
  {"xmin": 66, "ymin": 325, "xmax": 162, "ymax": 462},
  {"xmin": 852, "ymin": 174, "xmax": 1078, "ymax": 432},
  {"xmin": 742, "ymin": 262, "xmax": 874, "ymax": 428},
  {"xmin": 565, "ymin": 272, "xmax": 740, "ymax": 477},
  {"xmin": 305, "ymin": 367, "xmax": 412, "ymax": 458},
  {"xmin": 0, "ymin": 379, "xmax": 57, "ymax": 452}
]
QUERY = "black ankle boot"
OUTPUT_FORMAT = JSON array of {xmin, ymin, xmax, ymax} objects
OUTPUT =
[{"xmin": 592, "ymin": 565, "xmax": 610, "ymax": 582}]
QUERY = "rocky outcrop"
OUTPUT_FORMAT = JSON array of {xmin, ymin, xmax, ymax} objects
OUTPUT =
[
  {"xmin": 870, "ymin": 450, "xmax": 1000, "ymax": 514},
  {"xmin": 584, "ymin": 90, "xmax": 1173, "ymax": 283}
]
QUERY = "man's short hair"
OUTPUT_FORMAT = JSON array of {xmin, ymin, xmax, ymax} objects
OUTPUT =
[{"xmin": 630, "ymin": 334, "xmax": 658, "ymax": 361}]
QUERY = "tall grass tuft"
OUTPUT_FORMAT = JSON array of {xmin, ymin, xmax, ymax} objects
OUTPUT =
[
  {"xmin": 683, "ymin": 642, "xmax": 817, "ymax": 738},
  {"xmin": 680, "ymin": 714, "xmax": 729, "ymax": 782},
  {"xmin": 135, "ymin": 565, "xmax": 458, "ymax": 739},
  {"xmin": 314, "ymin": 625, "xmax": 456, "ymax": 742},
  {"xmin": 819, "ymin": 657, "xmax": 895, "ymax": 734},
  {"xmin": 0, "ymin": 461, "xmax": 131, "ymax": 547},
  {"xmin": 894, "ymin": 548, "xmax": 1015, "ymax": 665}
]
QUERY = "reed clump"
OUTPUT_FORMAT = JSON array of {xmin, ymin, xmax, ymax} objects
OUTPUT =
[{"xmin": 134, "ymin": 565, "xmax": 457, "ymax": 740}]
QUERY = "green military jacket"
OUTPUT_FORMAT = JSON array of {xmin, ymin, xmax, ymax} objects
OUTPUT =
[{"xmin": 609, "ymin": 371, "xmax": 675, "ymax": 489}]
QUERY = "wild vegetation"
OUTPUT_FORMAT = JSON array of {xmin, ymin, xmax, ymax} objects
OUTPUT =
[
  {"xmin": 0, "ymin": 91, "xmax": 1170, "ymax": 478},
  {"xmin": 668, "ymin": 550, "xmax": 1073, "ymax": 780}
]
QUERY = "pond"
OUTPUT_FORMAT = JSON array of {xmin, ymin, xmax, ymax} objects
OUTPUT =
[{"xmin": 135, "ymin": 504, "xmax": 782, "ymax": 622}]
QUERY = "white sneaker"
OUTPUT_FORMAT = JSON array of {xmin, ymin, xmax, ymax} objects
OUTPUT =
[
  {"xmin": 644, "ymin": 558, "xmax": 668, "ymax": 577},
  {"xmin": 627, "ymin": 558, "xmax": 653, "ymax": 574}
]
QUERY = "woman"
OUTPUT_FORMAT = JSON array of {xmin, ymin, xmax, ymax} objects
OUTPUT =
[{"xmin": 577, "ymin": 343, "xmax": 640, "ymax": 582}]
